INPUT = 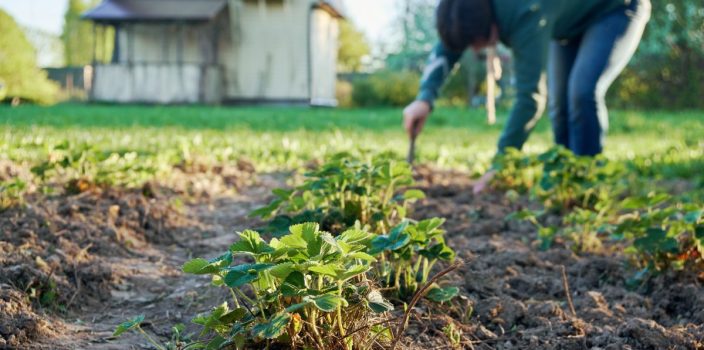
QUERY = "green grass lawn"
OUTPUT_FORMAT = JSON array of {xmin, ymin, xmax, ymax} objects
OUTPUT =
[{"xmin": 1, "ymin": 103, "xmax": 702, "ymax": 187}]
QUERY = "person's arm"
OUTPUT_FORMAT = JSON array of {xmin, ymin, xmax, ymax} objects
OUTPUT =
[
  {"xmin": 404, "ymin": 43, "xmax": 464, "ymax": 138},
  {"xmin": 496, "ymin": 26, "xmax": 549, "ymax": 153},
  {"xmin": 416, "ymin": 43, "xmax": 464, "ymax": 108}
]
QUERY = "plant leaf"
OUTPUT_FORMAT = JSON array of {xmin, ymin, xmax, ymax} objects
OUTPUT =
[
  {"xmin": 403, "ymin": 189, "xmax": 426, "ymax": 201},
  {"xmin": 251, "ymin": 313, "xmax": 291, "ymax": 339},
  {"xmin": 311, "ymin": 294, "xmax": 344, "ymax": 312},
  {"xmin": 230, "ymin": 230, "xmax": 274, "ymax": 255},
  {"xmin": 113, "ymin": 315, "xmax": 144, "ymax": 337},
  {"xmin": 426, "ymin": 286, "xmax": 459, "ymax": 303},
  {"xmin": 366, "ymin": 290, "xmax": 394, "ymax": 313},
  {"xmin": 348, "ymin": 251, "xmax": 377, "ymax": 262}
]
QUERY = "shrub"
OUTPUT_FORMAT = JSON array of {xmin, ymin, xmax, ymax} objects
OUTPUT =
[{"xmin": 351, "ymin": 71, "xmax": 419, "ymax": 107}]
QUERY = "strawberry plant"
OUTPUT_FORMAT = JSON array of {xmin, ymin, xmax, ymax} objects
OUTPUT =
[
  {"xmin": 491, "ymin": 148, "xmax": 541, "ymax": 193},
  {"xmin": 251, "ymin": 153, "xmax": 424, "ymax": 235},
  {"xmin": 181, "ymin": 223, "xmax": 395, "ymax": 349},
  {"xmin": 534, "ymin": 147, "xmax": 625, "ymax": 211},
  {"xmin": 615, "ymin": 195, "xmax": 704, "ymax": 274},
  {"xmin": 369, "ymin": 219, "xmax": 457, "ymax": 301}
]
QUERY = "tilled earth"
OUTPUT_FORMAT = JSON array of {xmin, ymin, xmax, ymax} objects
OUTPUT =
[{"xmin": 1, "ymin": 166, "xmax": 702, "ymax": 349}]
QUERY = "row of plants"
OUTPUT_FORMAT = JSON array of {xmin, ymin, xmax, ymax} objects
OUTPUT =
[
  {"xmin": 115, "ymin": 153, "xmax": 459, "ymax": 349},
  {"xmin": 496, "ymin": 146, "xmax": 704, "ymax": 283}
]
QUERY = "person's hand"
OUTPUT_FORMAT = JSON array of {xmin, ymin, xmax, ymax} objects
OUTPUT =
[
  {"xmin": 473, "ymin": 169, "xmax": 497, "ymax": 195},
  {"xmin": 403, "ymin": 100, "xmax": 431, "ymax": 138}
]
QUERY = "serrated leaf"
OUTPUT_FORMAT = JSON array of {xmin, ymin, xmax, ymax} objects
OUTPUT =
[
  {"xmin": 308, "ymin": 264, "xmax": 339, "ymax": 277},
  {"xmin": 338, "ymin": 264, "xmax": 370, "ymax": 280},
  {"xmin": 205, "ymin": 335, "xmax": 227, "ymax": 350},
  {"xmin": 281, "ymin": 271, "xmax": 306, "ymax": 297},
  {"xmin": 224, "ymin": 270, "xmax": 258, "ymax": 288},
  {"xmin": 426, "ymin": 286, "xmax": 459, "ymax": 303},
  {"xmin": 182, "ymin": 258, "xmax": 213, "ymax": 275},
  {"xmin": 348, "ymin": 251, "xmax": 377, "ymax": 262},
  {"xmin": 269, "ymin": 262, "xmax": 295, "ymax": 279},
  {"xmin": 251, "ymin": 313, "xmax": 291, "ymax": 339},
  {"xmin": 113, "ymin": 315, "xmax": 144, "ymax": 337},
  {"xmin": 218, "ymin": 308, "xmax": 247, "ymax": 324},
  {"xmin": 311, "ymin": 294, "xmax": 344, "ymax": 312},
  {"xmin": 230, "ymin": 230, "xmax": 274, "ymax": 255},
  {"xmin": 634, "ymin": 228, "xmax": 679, "ymax": 254},
  {"xmin": 338, "ymin": 229, "xmax": 372, "ymax": 245}
]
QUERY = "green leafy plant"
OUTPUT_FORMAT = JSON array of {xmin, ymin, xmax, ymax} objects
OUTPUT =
[
  {"xmin": 370, "ymin": 219, "xmax": 457, "ymax": 301},
  {"xmin": 251, "ymin": 153, "xmax": 423, "ymax": 235},
  {"xmin": 182, "ymin": 223, "xmax": 395, "ymax": 349},
  {"xmin": 616, "ymin": 196, "xmax": 704, "ymax": 275},
  {"xmin": 0, "ymin": 178, "xmax": 27, "ymax": 210},
  {"xmin": 534, "ymin": 147, "xmax": 625, "ymax": 211},
  {"xmin": 442, "ymin": 322, "xmax": 462, "ymax": 349},
  {"xmin": 113, "ymin": 315, "xmax": 167, "ymax": 350},
  {"xmin": 491, "ymin": 148, "xmax": 541, "ymax": 193}
]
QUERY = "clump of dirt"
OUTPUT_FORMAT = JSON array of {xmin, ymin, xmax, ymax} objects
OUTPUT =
[
  {"xmin": 405, "ymin": 166, "xmax": 704, "ymax": 349},
  {"xmin": 0, "ymin": 287, "xmax": 55, "ymax": 349}
]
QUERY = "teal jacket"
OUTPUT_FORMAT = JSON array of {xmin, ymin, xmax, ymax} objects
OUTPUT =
[{"xmin": 418, "ymin": 0, "xmax": 628, "ymax": 152}]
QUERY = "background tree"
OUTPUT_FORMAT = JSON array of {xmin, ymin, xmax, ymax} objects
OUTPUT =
[
  {"xmin": 385, "ymin": 0, "xmax": 437, "ymax": 71},
  {"xmin": 62, "ymin": 0, "xmax": 113, "ymax": 66},
  {"xmin": 338, "ymin": 20, "xmax": 371, "ymax": 73},
  {"xmin": 611, "ymin": 0, "xmax": 704, "ymax": 108},
  {"xmin": 0, "ymin": 10, "xmax": 59, "ymax": 104}
]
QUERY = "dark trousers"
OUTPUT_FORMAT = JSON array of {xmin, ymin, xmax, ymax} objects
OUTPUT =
[{"xmin": 548, "ymin": 0, "xmax": 651, "ymax": 156}]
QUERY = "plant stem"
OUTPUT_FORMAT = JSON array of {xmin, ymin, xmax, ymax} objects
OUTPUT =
[
  {"xmin": 137, "ymin": 326, "xmax": 166, "ymax": 350},
  {"xmin": 229, "ymin": 288, "xmax": 241, "ymax": 308},
  {"xmin": 336, "ymin": 282, "xmax": 346, "ymax": 337}
]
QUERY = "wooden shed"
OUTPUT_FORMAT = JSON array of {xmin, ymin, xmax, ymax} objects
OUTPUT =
[{"xmin": 83, "ymin": 0, "xmax": 344, "ymax": 105}]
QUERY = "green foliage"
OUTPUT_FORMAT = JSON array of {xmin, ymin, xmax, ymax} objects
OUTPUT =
[
  {"xmin": 253, "ymin": 154, "xmax": 457, "ymax": 302},
  {"xmin": 351, "ymin": 71, "xmax": 420, "ymax": 107},
  {"xmin": 62, "ymin": 0, "xmax": 113, "ymax": 66},
  {"xmin": 617, "ymin": 199, "xmax": 703, "ymax": 273},
  {"xmin": 113, "ymin": 315, "xmax": 145, "ymax": 337},
  {"xmin": 611, "ymin": 1, "xmax": 704, "ymax": 108},
  {"xmin": 500, "ymin": 147, "xmax": 704, "ymax": 279},
  {"xmin": 29, "ymin": 140, "xmax": 162, "ymax": 191},
  {"xmin": 252, "ymin": 152, "xmax": 420, "ymax": 235},
  {"xmin": 181, "ymin": 223, "xmax": 394, "ymax": 349},
  {"xmin": 494, "ymin": 146, "xmax": 627, "ymax": 211},
  {"xmin": 338, "ymin": 21, "xmax": 371, "ymax": 73},
  {"xmin": 535, "ymin": 147, "xmax": 626, "ymax": 211},
  {"xmin": 385, "ymin": 0, "xmax": 437, "ymax": 71},
  {"xmin": 371, "ymin": 219, "xmax": 456, "ymax": 300},
  {"xmin": 0, "ymin": 10, "xmax": 59, "ymax": 104}
]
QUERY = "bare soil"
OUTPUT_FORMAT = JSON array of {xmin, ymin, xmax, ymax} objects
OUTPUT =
[{"xmin": 1, "ymin": 166, "xmax": 702, "ymax": 349}]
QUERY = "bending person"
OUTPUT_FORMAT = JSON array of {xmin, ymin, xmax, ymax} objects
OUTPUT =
[{"xmin": 403, "ymin": 0, "xmax": 651, "ymax": 192}]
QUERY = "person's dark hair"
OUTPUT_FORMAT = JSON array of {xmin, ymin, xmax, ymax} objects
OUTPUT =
[{"xmin": 436, "ymin": 0, "xmax": 494, "ymax": 52}]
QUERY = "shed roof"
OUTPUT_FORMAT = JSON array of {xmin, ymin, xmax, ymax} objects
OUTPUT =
[
  {"xmin": 82, "ymin": 0, "xmax": 227, "ymax": 23},
  {"xmin": 83, "ymin": 0, "xmax": 346, "ymax": 23},
  {"xmin": 317, "ymin": 0, "xmax": 346, "ymax": 18}
]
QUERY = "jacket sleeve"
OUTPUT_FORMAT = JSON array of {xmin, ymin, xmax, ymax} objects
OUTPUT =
[
  {"xmin": 416, "ymin": 43, "xmax": 464, "ymax": 107},
  {"xmin": 497, "ymin": 20, "xmax": 549, "ymax": 153}
]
